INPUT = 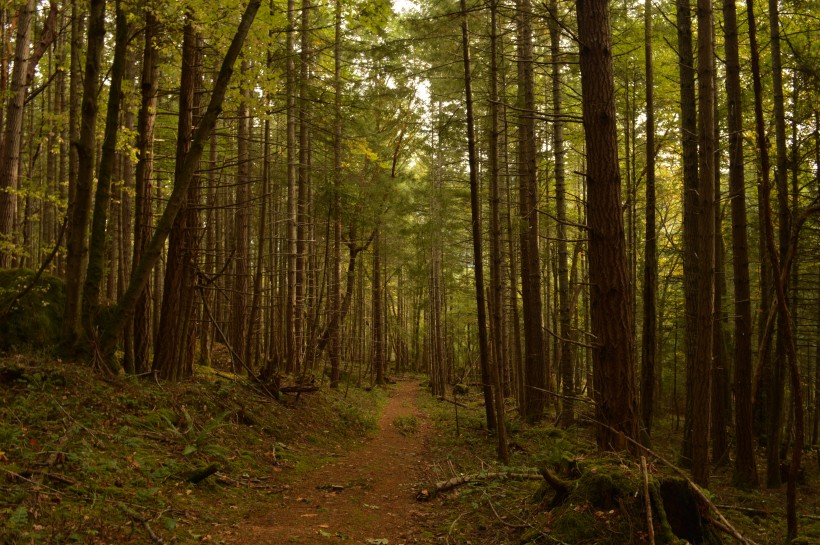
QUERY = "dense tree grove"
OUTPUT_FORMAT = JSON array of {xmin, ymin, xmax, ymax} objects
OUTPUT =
[{"xmin": 0, "ymin": 0, "xmax": 818, "ymax": 537}]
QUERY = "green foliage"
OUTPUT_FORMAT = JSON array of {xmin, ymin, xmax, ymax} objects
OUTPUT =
[
  {"xmin": 0, "ymin": 269, "xmax": 65, "ymax": 351},
  {"xmin": 392, "ymin": 414, "xmax": 418, "ymax": 435}
]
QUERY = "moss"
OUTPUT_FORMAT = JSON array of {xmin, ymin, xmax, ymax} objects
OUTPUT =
[
  {"xmin": 552, "ymin": 509, "xmax": 598, "ymax": 543},
  {"xmin": 0, "ymin": 269, "xmax": 65, "ymax": 351},
  {"xmin": 573, "ymin": 462, "xmax": 637, "ymax": 510}
]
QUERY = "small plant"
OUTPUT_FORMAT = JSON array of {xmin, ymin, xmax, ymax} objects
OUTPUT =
[{"xmin": 393, "ymin": 415, "xmax": 418, "ymax": 436}]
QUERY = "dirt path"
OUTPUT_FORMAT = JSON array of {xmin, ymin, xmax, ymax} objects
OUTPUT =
[{"xmin": 222, "ymin": 379, "xmax": 437, "ymax": 544}]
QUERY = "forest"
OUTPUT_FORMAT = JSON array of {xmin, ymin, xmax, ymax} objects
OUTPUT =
[{"xmin": 0, "ymin": 0, "xmax": 817, "ymax": 541}]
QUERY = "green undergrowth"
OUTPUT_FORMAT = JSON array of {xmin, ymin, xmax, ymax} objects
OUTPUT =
[
  {"xmin": 0, "ymin": 355, "xmax": 387, "ymax": 544},
  {"xmin": 420, "ymin": 389, "xmax": 800, "ymax": 545}
]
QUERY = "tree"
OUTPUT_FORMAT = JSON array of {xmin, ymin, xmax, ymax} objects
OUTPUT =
[
  {"xmin": 152, "ymin": 17, "xmax": 201, "ymax": 381},
  {"xmin": 691, "ymin": 0, "xmax": 717, "ymax": 487},
  {"xmin": 459, "ymin": 0, "xmax": 496, "ymax": 432},
  {"xmin": 640, "ymin": 0, "xmax": 657, "ymax": 438},
  {"xmin": 98, "ymin": 0, "xmax": 263, "ymax": 367},
  {"xmin": 575, "ymin": 0, "xmax": 639, "ymax": 450},
  {"xmin": 723, "ymin": 0, "xmax": 757, "ymax": 482},
  {"xmin": 131, "ymin": 8, "xmax": 160, "ymax": 374},
  {"xmin": 63, "ymin": 0, "xmax": 106, "ymax": 347},
  {"xmin": 516, "ymin": 0, "xmax": 547, "ymax": 423}
]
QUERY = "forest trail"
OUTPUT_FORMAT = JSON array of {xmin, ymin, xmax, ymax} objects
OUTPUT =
[{"xmin": 221, "ymin": 379, "xmax": 438, "ymax": 544}]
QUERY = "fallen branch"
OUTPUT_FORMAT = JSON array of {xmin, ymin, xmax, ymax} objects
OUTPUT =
[
  {"xmin": 419, "ymin": 468, "xmax": 542, "ymax": 499},
  {"xmin": 641, "ymin": 456, "xmax": 655, "ymax": 545},
  {"xmin": 436, "ymin": 396, "xmax": 469, "ymax": 409}
]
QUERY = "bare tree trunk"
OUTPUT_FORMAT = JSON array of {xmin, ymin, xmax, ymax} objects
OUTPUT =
[
  {"xmin": 152, "ymin": 18, "xmax": 201, "ymax": 381},
  {"xmin": 285, "ymin": 0, "xmax": 298, "ymax": 374},
  {"xmin": 575, "ymin": 0, "xmax": 639, "ymax": 450},
  {"xmin": 131, "ymin": 8, "xmax": 159, "ymax": 374},
  {"xmin": 677, "ymin": 0, "xmax": 699, "ymax": 467},
  {"xmin": 83, "ymin": 0, "xmax": 129, "ymax": 331},
  {"xmin": 640, "ymin": 0, "xmax": 657, "ymax": 438},
  {"xmin": 459, "ymin": 0, "xmax": 496, "ymax": 432},
  {"xmin": 230, "ymin": 61, "xmax": 251, "ymax": 372},
  {"xmin": 99, "ymin": 0, "xmax": 262, "ymax": 368},
  {"xmin": 329, "ymin": 0, "xmax": 343, "ymax": 388},
  {"xmin": 723, "ymin": 0, "xmax": 758, "ymax": 489},
  {"xmin": 0, "ymin": 0, "xmax": 34, "ymax": 267},
  {"xmin": 549, "ymin": 0, "xmax": 574, "ymax": 429},
  {"xmin": 63, "ymin": 0, "xmax": 105, "ymax": 348},
  {"xmin": 515, "ymin": 0, "xmax": 547, "ymax": 423}
]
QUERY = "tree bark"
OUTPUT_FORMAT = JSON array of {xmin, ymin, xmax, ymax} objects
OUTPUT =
[
  {"xmin": 549, "ymin": 0, "xmax": 574, "ymax": 429},
  {"xmin": 575, "ymin": 0, "xmax": 639, "ymax": 450},
  {"xmin": 460, "ymin": 0, "xmax": 496, "ymax": 432},
  {"xmin": 82, "ymin": 0, "xmax": 129, "ymax": 331},
  {"xmin": 152, "ymin": 18, "xmax": 201, "ymax": 381},
  {"xmin": 676, "ymin": 0, "xmax": 699, "ymax": 467},
  {"xmin": 132, "ymin": 8, "xmax": 159, "ymax": 374},
  {"xmin": 0, "ymin": 0, "xmax": 34, "ymax": 266},
  {"xmin": 99, "ymin": 0, "xmax": 263, "ymax": 368},
  {"xmin": 640, "ymin": 0, "xmax": 657, "ymax": 438},
  {"xmin": 723, "ymin": 0, "xmax": 758, "ymax": 489},
  {"xmin": 515, "ymin": 0, "xmax": 547, "ymax": 423},
  {"xmin": 62, "ymin": 0, "xmax": 106, "ymax": 347},
  {"xmin": 487, "ymin": 0, "xmax": 510, "ymax": 464}
]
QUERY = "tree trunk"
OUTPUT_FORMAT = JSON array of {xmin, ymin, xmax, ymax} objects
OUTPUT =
[
  {"xmin": 691, "ymin": 0, "xmax": 717, "ymax": 486},
  {"xmin": 550, "ymin": 0, "xmax": 574, "ymax": 429},
  {"xmin": 460, "ymin": 0, "xmax": 496, "ymax": 432},
  {"xmin": 676, "ymin": 0, "xmax": 699, "ymax": 467},
  {"xmin": 82, "ymin": 0, "xmax": 129, "ymax": 331},
  {"xmin": 575, "ymin": 0, "xmax": 639, "ymax": 450},
  {"xmin": 131, "ymin": 8, "xmax": 159, "ymax": 374},
  {"xmin": 640, "ymin": 0, "xmax": 657, "ymax": 438},
  {"xmin": 230, "ymin": 60, "xmax": 251, "ymax": 372},
  {"xmin": 329, "ymin": 0, "xmax": 343, "ymax": 388},
  {"xmin": 99, "ymin": 0, "xmax": 262, "ymax": 367},
  {"xmin": 723, "ymin": 0, "xmax": 758, "ymax": 489},
  {"xmin": 152, "ymin": 18, "xmax": 201, "ymax": 382},
  {"xmin": 285, "ymin": 0, "xmax": 298, "ymax": 374},
  {"xmin": 516, "ymin": 0, "xmax": 547, "ymax": 423},
  {"xmin": 0, "ymin": 0, "xmax": 34, "ymax": 267},
  {"xmin": 62, "ymin": 0, "xmax": 106, "ymax": 348},
  {"xmin": 487, "ymin": 0, "xmax": 510, "ymax": 464}
]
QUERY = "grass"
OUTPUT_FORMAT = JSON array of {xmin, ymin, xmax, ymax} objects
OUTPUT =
[{"xmin": 0, "ymin": 355, "xmax": 387, "ymax": 544}]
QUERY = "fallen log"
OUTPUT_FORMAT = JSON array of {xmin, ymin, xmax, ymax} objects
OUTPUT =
[{"xmin": 417, "ymin": 469, "xmax": 542, "ymax": 500}]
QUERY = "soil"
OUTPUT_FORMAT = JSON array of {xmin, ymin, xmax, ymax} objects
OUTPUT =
[{"xmin": 220, "ymin": 379, "xmax": 439, "ymax": 544}]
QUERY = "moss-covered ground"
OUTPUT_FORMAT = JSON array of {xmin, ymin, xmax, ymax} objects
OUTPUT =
[
  {"xmin": 419, "ymin": 390, "xmax": 820, "ymax": 545},
  {"xmin": 0, "ymin": 355, "xmax": 386, "ymax": 544}
]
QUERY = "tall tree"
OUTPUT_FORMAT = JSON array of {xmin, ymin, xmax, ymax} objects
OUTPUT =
[
  {"xmin": 230, "ymin": 60, "xmax": 252, "ymax": 371},
  {"xmin": 131, "ymin": 8, "xmax": 160, "ymax": 374},
  {"xmin": 459, "ymin": 0, "xmax": 496, "ymax": 432},
  {"xmin": 723, "ymin": 0, "xmax": 757, "ymax": 484},
  {"xmin": 550, "ymin": 0, "xmax": 574, "ymax": 429},
  {"xmin": 515, "ymin": 0, "xmax": 547, "ymax": 423},
  {"xmin": 98, "ymin": 0, "xmax": 263, "ymax": 367},
  {"xmin": 329, "ymin": 0, "xmax": 343, "ymax": 388},
  {"xmin": 576, "ymin": 0, "xmax": 639, "ymax": 450},
  {"xmin": 0, "ymin": 0, "xmax": 34, "ymax": 266},
  {"xmin": 487, "ymin": 0, "xmax": 510, "ymax": 464},
  {"xmin": 63, "ymin": 0, "xmax": 106, "ymax": 347},
  {"xmin": 676, "ymin": 0, "xmax": 700, "ymax": 467},
  {"xmin": 691, "ymin": 0, "xmax": 717, "ymax": 487},
  {"xmin": 82, "ymin": 0, "xmax": 129, "ymax": 331},
  {"xmin": 152, "ymin": 17, "xmax": 201, "ymax": 381},
  {"xmin": 640, "ymin": 0, "xmax": 657, "ymax": 438}
]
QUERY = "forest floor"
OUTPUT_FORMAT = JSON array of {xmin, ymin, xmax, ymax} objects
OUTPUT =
[
  {"xmin": 218, "ymin": 379, "xmax": 440, "ymax": 544},
  {"xmin": 3, "ymin": 353, "xmax": 820, "ymax": 544}
]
